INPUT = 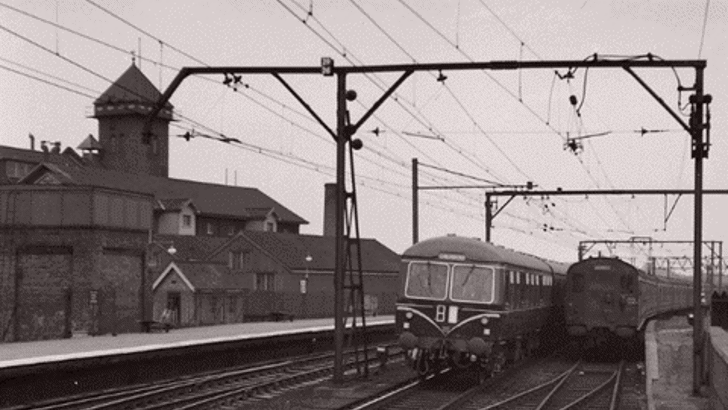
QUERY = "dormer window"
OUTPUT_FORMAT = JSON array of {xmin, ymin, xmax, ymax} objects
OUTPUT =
[
  {"xmin": 206, "ymin": 223, "xmax": 214, "ymax": 235},
  {"xmin": 182, "ymin": 215, "xmax": 192, "ymax": 227},
  {"xmin": 265, "ymin": 221, "xmax": 275, "ymax": 232}
]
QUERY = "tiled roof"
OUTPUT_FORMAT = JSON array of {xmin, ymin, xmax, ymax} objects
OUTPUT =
[
  {"xmin": 95, "ymin": 64, "xmax": 173, "ymax": 109},
  {"xmin": 20, "ymin": 163, "xmax": 307, "ymax": 224},
  {"xmin": 153, "ymin": 234, "xmax": 231, "ymax": 261},
  {"xmin": 172, "ymin": 261, "xmax": 247, "ymax": 290},
  {"xmin": 0, "ymin": 145, "xmax": 78, "ymax": 167},
  {"xmin": 246, "ymin": 208, "xmax": 275, "ymax": 219},
  {"xmin": 156, "ymin": 198, "xmax": 196, "ymax": 212},
  {"xmin": 239, "ymin": 231, "xmax": 400, "ymax": 273}
]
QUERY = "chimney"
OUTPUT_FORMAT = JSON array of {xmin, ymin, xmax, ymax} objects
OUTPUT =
[
  {"xmin": 51, "ymin": 141, "xmax": 61, "ymax": 154},
  {"xmin": 40, "ymin": 140, "xmax": 49, "ymax": 157},
  {"xmin": 29, "ymin": 133, "xmax": 35, "ymax": 150},
  {"xmin": 323, "ymin": 183, "xmax": 337, "ymax": 237}
]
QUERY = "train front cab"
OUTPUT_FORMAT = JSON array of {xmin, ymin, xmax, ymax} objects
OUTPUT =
[
  {"xmin": 566, "ymin": 258, "xmax": 639, "ymax": 340},
  {"xmin": 396, "ymin": 254, "xmax": 558, "ymax": 376}
]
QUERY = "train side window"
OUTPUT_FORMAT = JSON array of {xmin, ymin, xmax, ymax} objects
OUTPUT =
[
  {"xmin": 620, "ymin": 275, "xmax": 635, "ymax": 293},
  {"xmin": 538, "ymin": 275, "xmax": 544, "ymax": 303},
  {"xmin": 572, "ymin": 273, "xmax": 584, "ymax": 293}
]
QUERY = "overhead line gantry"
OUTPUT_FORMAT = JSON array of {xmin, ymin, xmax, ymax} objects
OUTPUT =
[{"xmin": 141, "ymin": 57, "xmax": 709, "ymax": 391}]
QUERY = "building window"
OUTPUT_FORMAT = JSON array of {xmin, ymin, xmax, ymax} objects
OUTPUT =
[
  {"xmin": 265, "ymin": 221, "xmax": 275, "ymax": 232},
  {"xmin": 255, "ymin": 272, "xmax": 275, "ymax": 291},
  {"xmin": 6, "ymin": 161, "xmax": 32, "ymax": 179},
  {"xmin": 182, "ymin": 215, "xmax": 192, "ymax": 227},
  {"xmin": 206, "ymin": 223, "xmax": 214, "ymax": 235},
  {"xmin": 151, "ymin": 136, "xmax": 159, "ymax": 155},
  {"xmin": 228, "ymin": 225, "xmax": 235, "ymax": 236},
  {"xmin": 229, "ymin": 251, "xmax": 245, "ymax": 270}
]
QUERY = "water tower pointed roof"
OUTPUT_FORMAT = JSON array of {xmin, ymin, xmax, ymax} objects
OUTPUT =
[
  {"xmin": 93, "ymin": 64, "xmax": 173, "ymax": 120},
  {"xmin": 77, "ymin": 134, "xmax": 103, "ymax": 151},
  {"xmin": 94, "ymin": 64, "xmax": 173, "ymax": 108}
]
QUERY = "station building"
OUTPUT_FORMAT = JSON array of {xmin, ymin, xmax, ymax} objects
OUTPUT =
[{"xmin": 0, "ymin": 63, "xmax": 399, "ymax": 341}]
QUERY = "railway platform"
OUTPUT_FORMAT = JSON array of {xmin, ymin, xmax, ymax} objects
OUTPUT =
[
  {"xmin": 646, "ymin": 315, "xmax": 710, "ymax": 410},
  {"xmin": 0, "ymin": 316, "xmax": 394, "ymax": 408},
  {"xmin": 0, "ymin": 315, "xmax": 393, "ymax": 368}
]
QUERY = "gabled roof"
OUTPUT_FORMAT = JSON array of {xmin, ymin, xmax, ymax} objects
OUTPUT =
[
  {"xmin": 237, "ymin": 231, "xmax": 400, "ymax": 273},
  {"xmin": 247, "ymin": 207, "xmax": 277, "ymax": 219},
  {"xmin": 153, "ymin": 234, "xmax": 231, "ymax": 261},
  {"xmin": 19, "ymin": 162, "xmax": 308, "ymax": 224},
  {"xmin": 95, "ymin": 64, "xmax": 173, "ymax": 109},
  {"xmin": 156, "ymin": 198, "xmax": 197, "ymax": 213},
  {"xmin": 153, "ymin": 261, "xmax": 247, "ymax": 291}
]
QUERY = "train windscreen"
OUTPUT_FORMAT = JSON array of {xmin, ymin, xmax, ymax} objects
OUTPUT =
[
  {"xmin": 450, "ymin": 265, "xmax": 495, "ymax": 303},
  {"xmin": 405, "ymin": 261, "xmax": 449, "ymax": 300}
]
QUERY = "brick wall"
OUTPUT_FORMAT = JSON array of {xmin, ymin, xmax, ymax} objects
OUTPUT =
[
  {"xmin": 15, "ymin": 248, "xmax": 73, "ymax": 341},
  {"xmin": 0, "ymin": 227, "xmax": 147, "ymax": 342}
]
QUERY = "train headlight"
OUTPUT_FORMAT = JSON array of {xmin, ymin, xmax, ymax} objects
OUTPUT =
[
  {"xmin": 399, "ymin": 332, "xmax": 418, "ymax": 349},
  {"xmin": 405, "ymin": 311, "xmax": 413, "ymax": 319},
  {"xmin": 403, "ymin": 322, "xmax": 410, "ymax": 329},
  {"xmin": 480, "ymin": 317, "xmax": 489, "ymax": 325},
  {"xmin": 467, "ymin": 337, "xmax": 489, "ymax": 356}
]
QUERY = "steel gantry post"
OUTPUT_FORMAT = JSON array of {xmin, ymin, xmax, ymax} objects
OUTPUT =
[
  {"xmin": 141, "ymin": 57, "xmax": 710, "ymax": 388},
  {"xmin": 691, "ymin": 66, "xmax": 705, "ymax": 396},
  {"xmin": 412, "ymin": 158, "xmax": 418, "ymax": 245},
  {"xmin": 334, "ymin": 71, "xmax": 347, "ymax": 383}
]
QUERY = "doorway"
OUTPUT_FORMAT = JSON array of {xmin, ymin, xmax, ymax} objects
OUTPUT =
[{"xmin": 166, "ymin": 292, "xmax": 181, "ymax": 325}]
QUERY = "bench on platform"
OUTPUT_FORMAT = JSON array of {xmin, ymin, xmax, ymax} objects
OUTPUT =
[
  {"xmin": 270, "ymin": 311, "xmax": 295, "ymax": 322},
  {"xmin": 140, "ymin": 309, "xmax": 174, "ymax": 333},
  {"xmin": 139, "ymin": 320, "xmax": 172, "ymax": 333}
]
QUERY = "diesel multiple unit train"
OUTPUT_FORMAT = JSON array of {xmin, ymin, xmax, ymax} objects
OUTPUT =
[
  {"xmin": 396, "ymin": 235, "xmax": 695, "ymax": 378},
  {"xmin": 395, "ymin": 235, "xmax": 568, "ymax": 379},
  {"xmin": 565, "ymin": 256, "xmax": 693, "ymax": 346}
]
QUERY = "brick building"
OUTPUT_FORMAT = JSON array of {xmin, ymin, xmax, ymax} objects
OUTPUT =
[
  {"xmin": 0, "ymin": 185, "xmax": 153, "ymax": 341},
  {"xmin": 151, "ymin": 230, "xmax": 400, "ymax": 327},
  {"xmin": 0, "ymin": 63, "xmax": 400, "ymax": 341}
]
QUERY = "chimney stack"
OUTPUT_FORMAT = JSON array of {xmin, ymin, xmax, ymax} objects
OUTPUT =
[
  {"xmin": 29, "ymin": 133, "xmax": 35, "ymax": 150},
  {"xmin": 323, "ymin": 183, "xmax": 337, "ymax": 237}
]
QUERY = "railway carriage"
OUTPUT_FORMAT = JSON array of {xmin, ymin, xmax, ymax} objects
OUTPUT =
[
  {"xmin": 396, "ymin": 235, "xmax": 568, "ymax": 378},
  {"xmin": 565, "ymin": 257, "xmax": 692, "ymax": 345}
]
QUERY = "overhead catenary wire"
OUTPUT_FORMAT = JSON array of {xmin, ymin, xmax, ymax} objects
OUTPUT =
[
  {"xmin": 0, "ymin": 63, "xmax": 96, "ymax": 99},
  {"xmin": 277, "ymin": 0, "xmax": 511, "ymax": 187},
  {"xmin": 2, "ymin": 1, "xmax": 446, "ymax": 197},
  {"xmin": 0, "ymin": 14, "xmax": 475, "ymax": 218}
]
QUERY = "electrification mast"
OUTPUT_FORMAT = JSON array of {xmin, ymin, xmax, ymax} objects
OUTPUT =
[{"xmin": 142, "ymin": 57, "xmax": 708, "ymax": 389}]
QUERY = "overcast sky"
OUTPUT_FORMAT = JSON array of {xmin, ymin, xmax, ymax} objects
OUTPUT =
[{"xmin": 1, "ymin": 0, "xmax": 726, "ymax": 265}]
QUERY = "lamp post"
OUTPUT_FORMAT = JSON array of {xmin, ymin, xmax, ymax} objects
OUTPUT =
[{"xmin": 302, "ymin": 254, "xmax": 312, "ymax": 318}]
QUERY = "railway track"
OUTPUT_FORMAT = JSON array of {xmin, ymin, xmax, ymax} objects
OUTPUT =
[
  {"xmin": 12, "ymin": 344, "xmax": 401, "ymax": 410},
  {"xmin": 350, "ymin": 356, "xmax": 643, "ymax": 410}
]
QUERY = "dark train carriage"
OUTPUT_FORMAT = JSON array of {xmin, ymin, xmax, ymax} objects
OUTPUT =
[
  {"xmin": 566, "ymin": 257, "xmax": 640, "ymax": 338},
  {"xmin": 396, "ymin": 235, "xmax": 567, "ymax": 377},
  {"xmin": 566, "ymin": 257, "xmax": 692, "ymax": 343}
]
